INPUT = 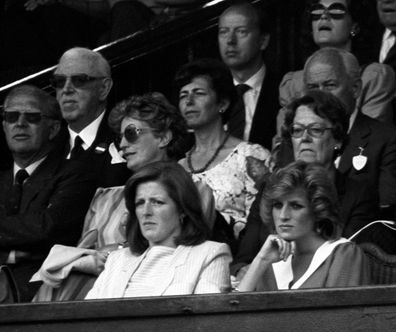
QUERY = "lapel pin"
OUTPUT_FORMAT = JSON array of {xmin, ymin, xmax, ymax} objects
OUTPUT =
[
  {"xmin": 352, "ymin": 146, "xmax": 367, "ymax": 171},
  {"xmin": 94, "ymin": 143, "xmax": 107, "ymax": 154}
]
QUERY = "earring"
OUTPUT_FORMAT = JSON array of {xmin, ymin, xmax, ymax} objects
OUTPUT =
[
  {"xmin": 219, "ymin": 108, "xmax": 225, "ymax": 114},
  {"xmin": 179, "ymin": 214, "xmax": 185, "ymax": 225},
  {"xmin": 350, "ymin": 30, "xmax": 356, "ymax": 37}
]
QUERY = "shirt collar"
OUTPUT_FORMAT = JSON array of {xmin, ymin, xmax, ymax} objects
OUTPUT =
[
  {"xmin": 13, "ymin": 156, "xmax": 47, "ymax": 177},
  {"xmin": 68, "ymin": 111, "xmax": 105, "ymax": 149},
  {"xmin": 383, "ymin": 28, "xmax": 394, "ymax": 42},
  {"xmin": 348, "ymin": 107, "xmax": 359, "ymax": 132},
  {"xmin": 233, "ymin": 64, "xmax": 266, "ymax": 92}
]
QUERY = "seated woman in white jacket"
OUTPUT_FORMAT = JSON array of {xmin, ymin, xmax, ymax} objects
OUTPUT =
[{"xmin": 85, "ymin": 161, "xmax": 232, "ymax": 299}]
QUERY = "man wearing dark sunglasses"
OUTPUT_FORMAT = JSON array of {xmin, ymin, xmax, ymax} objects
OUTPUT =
[
  {"xmin": 0, "ymin": 85, "xmax": 97, "ymax": 301},
  {"xmin": 53, "ymin": 47, "xmax": 130, "ymax": 188}
]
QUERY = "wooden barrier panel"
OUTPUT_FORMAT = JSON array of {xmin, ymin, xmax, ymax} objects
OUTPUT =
[{"xmin": 1, "ymin": 286, "xmax": 396, "ymax": 331}]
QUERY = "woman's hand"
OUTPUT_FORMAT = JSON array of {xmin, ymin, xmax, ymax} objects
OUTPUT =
[
  {"xmin": 257, "ymin": 234, "xmax": 294, "ymax": 264},
  {"xmin": 237, "ymin": 234, "xmax": 294, "ymax": 292},
  {"xmin": 95, "ymin": 243, "xmax": 122, "ymax": 274}
]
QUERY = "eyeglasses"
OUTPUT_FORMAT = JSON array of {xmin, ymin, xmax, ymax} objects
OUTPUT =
[
  {"xmin": 289, "ymin": 123, "xmax": 334, "ymax": 138},
  {"xmin": 120, "ymin": 124, "xmax": 152, "ymax": 144},
  {"xmin": 50, "ymin": 74, "xmax": 107, "ymax": 89},
  {"xmin": 2, "ymin": 111, "xmax": 50, "ymax": 124},
  {"xmin": 310, "ymin": 3, "xmax": 348, "ymax": 21}
]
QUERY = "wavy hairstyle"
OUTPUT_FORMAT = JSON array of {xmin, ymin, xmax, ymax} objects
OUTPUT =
[
  {"xmin": 282, "ymin": 90, "xmax": 349, "ymax": 151},
  {"xmin": 260, "ymin": 160, "xmax": 341, "ymax": 240},
  {"xmin": 124, "ymin": 161, "xmax": 210, "ymax": 255},
  {"xmin": 173, "ymin": 58, "xmax": 237, "ymax": 124},
  {"xmin": 108, "ymin": 92, "xmax": 188, "ymax": 159}
]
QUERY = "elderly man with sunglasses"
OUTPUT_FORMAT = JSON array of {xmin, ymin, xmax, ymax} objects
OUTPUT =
[
  {"xmin": 52, "ymin": 47, "xmax": 130, "ymax": 188},
  {"xmin": 0, "ymin": 85, "xmax": 97, "ymax": 302}
]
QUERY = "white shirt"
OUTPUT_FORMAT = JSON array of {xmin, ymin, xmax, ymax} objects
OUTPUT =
[
  {"xmin": 233, "ymin": 65, "xmax": 266, "ymax": 141},
  {"xmin": 380, "ymin": 28, "xmax": 395, "ymax": 63},
  {"xmin": 67, "ymin": 111, "xmax": 105, "ymax": 158}
]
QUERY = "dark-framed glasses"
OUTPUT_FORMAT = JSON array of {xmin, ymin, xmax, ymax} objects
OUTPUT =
[
  {"xmin": 310, "ymin": 3, "xmax": 348, "ymax": 21},
  {"xmin": 120, "ymin": 124, "xmax": 153, "ymax": 144},
  {"xmin": 289, "ymin": 123, "xmax": 334, "ymax": 138},
  {"xmin": 50, "ymin": 74, "xmax": 107, "ymax": 89},
  {"xmin": 1, "ymin": 110, "xmax": 49, "ymax": 124}
]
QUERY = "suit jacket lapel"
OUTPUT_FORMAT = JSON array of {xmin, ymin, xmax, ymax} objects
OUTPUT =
[
  {"xmin": 249, "ymin": 69, "xmax": 279, "ymax": 149},
  {"xmin": 19, "ymin": 152, "xmax": 62, "ymax": 212},
  {"xmin": 338, "ymin": 113, "xmax": 371, "ymax": 174}
]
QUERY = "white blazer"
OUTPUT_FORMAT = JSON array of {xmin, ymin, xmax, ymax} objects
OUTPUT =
[{"xmin": 85, "ymin": 241, "xmax": 231, "ymax": 299}]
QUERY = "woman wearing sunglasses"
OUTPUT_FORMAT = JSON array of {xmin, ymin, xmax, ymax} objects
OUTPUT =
[
  {"xmin": 32, "ymin": 92, "xmax": 190, "ymax": 301},
  {"xmin": 232, "ymin": 90, "xmax": 378, "ymax": 280},
  {"xmin": 278, "ymin": 0, "xmax": 394, "ymax": 125},
  {"xmin": 175, "ymin": 58, "xmax": 271, "ymax": 242}
]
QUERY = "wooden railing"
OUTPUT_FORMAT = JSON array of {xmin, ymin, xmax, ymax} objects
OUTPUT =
[{"xmin": 1, "ymin": 286, "xmax": 396, "ymax": 331}]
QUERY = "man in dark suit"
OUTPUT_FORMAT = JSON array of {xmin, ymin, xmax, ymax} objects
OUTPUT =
[
  {"xmin": 377, "ymin": 0, "xmax": 396, "ymax": 71},
  {"xmin": 52, "ymin": 47, "xmax": 130, "ymax": 187},
  {"xmin": 218, "ymin": 1, "xmax": 279, "ymax": 150},
  {"xmin": 303, "ymin": 47, "xmax": 396, "ymax": 211},
  {"xmin": 0, "ymin": 85, "xmax": 97, "ymax": 301}
]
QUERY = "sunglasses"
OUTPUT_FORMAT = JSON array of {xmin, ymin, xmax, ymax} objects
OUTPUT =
[
  {"xmin": 310, "ymin": 3, "xmax": 348, "ymax": 21},
  {"xmin": 289, "ymin": 123, "xmax": 334, "ymax": 138},
  {"xmin": 120, "ymin": 124, "xmax": 152, "ymax": 144},
  {"xmin": 2, "ymin": 111, "xmax": 50, "ymax": 124},
  {"xmin": 50, "ymin": 74, "xmax": 107, "ymax": 89}
]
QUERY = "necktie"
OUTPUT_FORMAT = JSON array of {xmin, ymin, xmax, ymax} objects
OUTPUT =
[
  {"xmin": 227, "ymin": 84, "xmax": 251, "ymax": 139},
  {"xmin": 381, "ymin": 32, "xmax": 396, "ymax": 63},
  {"xmin": 70, "ymin": 136, "xmax": 84, "ymax": 160},
  {"xmin": 6, "ymin": 169, "xmax": 29, "ymax": 215}
]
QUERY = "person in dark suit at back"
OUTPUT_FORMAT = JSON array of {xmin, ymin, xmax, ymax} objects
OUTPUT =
[
  {"xmin": 218, "ymin": 1, "xmax": 279, "ymax": 150},
  {"xmin": 378, "ymin": 0, "xmax": 396, "ymax": 72},
  {"xmin": 0, "ymin": 85, "xmax": 97, "ymax": 301},
  {"xmin": 51, "ymin": 47, "xmax": 130, "ymax": 187}
]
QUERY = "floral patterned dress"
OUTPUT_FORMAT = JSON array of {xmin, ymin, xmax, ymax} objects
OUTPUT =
[{"xmin": 188, "ymin": 142, "xmax": 270, "ymax": 239}]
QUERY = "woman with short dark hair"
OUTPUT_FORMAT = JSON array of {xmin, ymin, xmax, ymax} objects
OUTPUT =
[
  {"xmin": 175, "ymin": 58, "xmax": 271, "ymax": 241},
  {"xmin": 85, "ymin": 161, "xmax": 231, "ymax": 299},
  {"xmin": 238, "ymin": 161, "xmax": 370, "ymax": 291}
]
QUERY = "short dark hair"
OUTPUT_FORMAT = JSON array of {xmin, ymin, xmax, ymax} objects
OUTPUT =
[
  {"xmin": 4, "ymin": 84, "xmax": 61, "ymax": 120},
  {"xmin": 124, "ymin": 161, "xmax": 210, "ymax": 255},
  {"xmin": 260, "ymin": 160, "xmax": 341, "ymax": 240},
  {"xmin": 282, "ymin": 90, "xmax": 349, "ymax": 144},
  {"xmin": 108, "ymin": 92, "xmax": 188, "ymax": 159},
  {"xmin": 173, "ymin": 58, "xmax": 237, "ymax": 124}
]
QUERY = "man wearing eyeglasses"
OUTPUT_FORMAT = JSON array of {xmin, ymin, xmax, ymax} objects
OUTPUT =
[
  {"xmin": 303, "ymin": 47, "xmax": 396, "ymax": 222},
  {"xmin": 52, "ymin": 47, "xmax": 130, "ymax": 188},
  {"xmin": 217, "ymin": 1, "xmax": 279, "ymax": 150},
  {"xmin": 0, "ymin": 85, "xmax": 97, "ymax": 301}
]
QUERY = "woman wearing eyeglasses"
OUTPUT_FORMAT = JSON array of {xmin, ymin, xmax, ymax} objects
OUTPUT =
[
  {"xmin": 174, "ymin": 58, "xmax": 271, "ymax": 243},
  {"xmin": 33, "ymin": 92, "xmax": 191, "ymax": 301},
  {"xmin": 278, "ymin": 0, "xmax": 394, "ymax": 125},
  {"xmin": 231, "ymin": 90, "xmax": 378, "ymax": 280}
]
